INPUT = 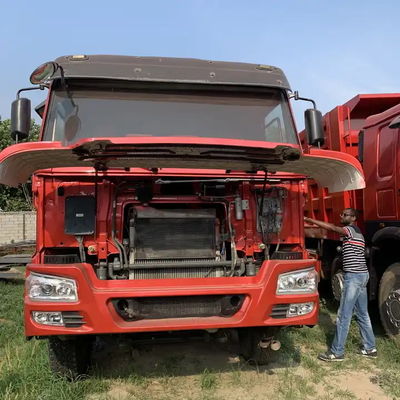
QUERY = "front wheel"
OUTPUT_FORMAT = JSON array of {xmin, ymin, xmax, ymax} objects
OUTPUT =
[
  {"xmin": 379, "ymin": 263, "xmax": 400, "ymax": 343},
  {"xmin": 48, "ymin": 335, "xmax": 93, "ymax": 380}
]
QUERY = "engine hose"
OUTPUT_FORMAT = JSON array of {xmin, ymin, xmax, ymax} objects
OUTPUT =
[
  {"xmin": 111, "ymin": 202, "xmax": 127, "ymax": 275},
  {"xmin": 75, "ymin": 235, "xmax": 86, "ymax": 263},
  {"xmin": 111, "ymin": 185, "xmax": 129, "ymax": 270},
  {"xmin": 227, "ymin": 202, "xmax": 237, "ymax": 276},
  {"xmin": 199, "ymin": 196, "xmax": 237, "ymax": 277},
  {"xmin": 108, "ymin": 262, "xmax": 116, "ymax": 280},
  {"xmin": 257, "ymin": 170, "xmax": 270, "ymax": 260}
]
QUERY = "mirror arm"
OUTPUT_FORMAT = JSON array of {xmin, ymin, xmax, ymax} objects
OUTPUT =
[
  {"xmin": 290, "ymin": 91, "xmax": 317, "ymax": 109},
  {"xmin": 16, "ymin": 85, "xmax": 46, "ymax": 99}
]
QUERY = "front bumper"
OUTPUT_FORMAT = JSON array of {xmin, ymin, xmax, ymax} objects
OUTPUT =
[{"xmin": 24, "ymin": 259, "xmax": 319, "ymax": 337}]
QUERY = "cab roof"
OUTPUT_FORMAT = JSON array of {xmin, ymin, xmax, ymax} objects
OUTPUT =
[{"xmin": 52, "ymin": 55, "xmax": 291, "ymax": 90}]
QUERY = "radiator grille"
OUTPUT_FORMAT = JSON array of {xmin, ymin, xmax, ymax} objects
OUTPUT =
[{"xmin": 113, "ymin": 294, "xmax": 244, "ymax": 320}]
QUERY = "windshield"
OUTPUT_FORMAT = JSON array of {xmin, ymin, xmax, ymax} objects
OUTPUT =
[{"xmin": 43, "ymin": 87, "xmax": 298, "ymax": 145}]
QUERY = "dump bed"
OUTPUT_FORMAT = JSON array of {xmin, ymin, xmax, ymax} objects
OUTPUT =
[{"xmin": 303, "ymin": 94, "xmax": 400, "ymax": 240}]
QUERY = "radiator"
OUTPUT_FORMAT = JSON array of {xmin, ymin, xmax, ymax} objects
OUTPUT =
[{"xmin": 134, "ymin": 207, "xmax": 217, "ymax": 259}]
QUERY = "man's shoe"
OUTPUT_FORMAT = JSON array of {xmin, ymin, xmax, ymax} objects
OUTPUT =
[
  {"xmin": 318, "ymin": 351, "xmax": 344, "ymax": 362},
  {"xmin": 359, "ymin": 348, "xmax": 377, "ymax": 358}
]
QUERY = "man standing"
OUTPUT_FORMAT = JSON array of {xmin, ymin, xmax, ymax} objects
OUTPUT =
[{"xmin": 304, "ymin": 208, "xmax": 377, "ymax": 361}]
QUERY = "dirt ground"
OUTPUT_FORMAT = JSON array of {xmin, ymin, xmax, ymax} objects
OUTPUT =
[{"xmin": 88, "ymin": 336, "xmax": 392, "ymax": 400}]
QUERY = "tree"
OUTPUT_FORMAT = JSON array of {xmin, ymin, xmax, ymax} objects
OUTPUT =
[{"xmin": 0, "ymin": 118, "xmax": 40, "ymax": 211}]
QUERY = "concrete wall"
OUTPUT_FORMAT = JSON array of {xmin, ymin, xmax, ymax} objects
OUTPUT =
[{"xmin": 0, "ymin": 212, "xmax": 36, "ymax": 244}]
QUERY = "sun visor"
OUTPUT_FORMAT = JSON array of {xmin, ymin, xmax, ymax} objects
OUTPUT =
[
  {"xmin": 270, "ymin": 148, "xmax": 365, "ymax": 193},
  {"xmin": 0, "ymin": 138, "xmax": 364, "ymax": 192}
]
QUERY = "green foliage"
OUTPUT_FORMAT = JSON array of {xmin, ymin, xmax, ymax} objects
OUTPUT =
[{"xmin": 0, "ymin": 118, "xmax": 40, "ymax": 211}]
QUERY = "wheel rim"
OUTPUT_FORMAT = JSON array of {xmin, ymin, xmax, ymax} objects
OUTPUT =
[
  {"xmin": 332, "ymin": 270, "xmax": 344, "ymax": 302},
  {"xmin": 385, "ymin": 289, "xmax": 400, "ymax": 330}
]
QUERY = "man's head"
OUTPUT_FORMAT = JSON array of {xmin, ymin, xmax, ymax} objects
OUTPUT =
[{"xmin": 340, "ymin": 208, "xmax": 357, "ymax": 226}]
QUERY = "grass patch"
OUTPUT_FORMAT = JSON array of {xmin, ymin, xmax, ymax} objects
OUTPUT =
[
  {"xmin": 333, "ymin": 388, "xmax": 357, "ymax": 399},
  {"xmin": 276, "ymin": 368, "xmax": 316, "ymax": 400},
  {"xmin": 300, "ymin": 353, "xmax": 329, "ymax": 384},
  {"xmin": 200, "ymin": 368, "xmax": 217, "ymax": 390},
  {"xmin": 375, "ymin": 369, "xmax": 400, "ymax": 398},
  {"xmin": 228, "ymin": 367, "xmax": 242, "ymax": 386}
]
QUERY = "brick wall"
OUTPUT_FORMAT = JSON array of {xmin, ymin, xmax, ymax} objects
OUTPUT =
[{"xmin": 0, "ymin": 212, "xmax": 36, "ymax": 244}]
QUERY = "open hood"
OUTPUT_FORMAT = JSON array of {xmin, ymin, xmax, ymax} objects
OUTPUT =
[{"xmin": 0, "ymin": 137, "xmax": 364, "ymax": 193}]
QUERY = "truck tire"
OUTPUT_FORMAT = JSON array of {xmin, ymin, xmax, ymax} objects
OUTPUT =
[
  {"xmin": 379, "ymin": 263, "xmax": 400, "ymax": 343},
  {"xmin": 48, "ymin": 336, "xmax": 93, "ymax": 380},
  {"xmin": 238, "ymin": 327, "xmax": 280, "ymax": 365},
  {"xmin": 331, "ymin": 257, "xmax": 344, "ymax": 302}
]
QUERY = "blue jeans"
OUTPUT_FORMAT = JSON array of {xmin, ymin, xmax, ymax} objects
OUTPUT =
[{"xmin": 330, "ymin": 272, "xmax": 376, "ymax": 356}]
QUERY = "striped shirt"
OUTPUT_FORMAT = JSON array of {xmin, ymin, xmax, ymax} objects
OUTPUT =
[{"xmin": 341, "ymin": 225, "xmax": 368, "ymax": 273}]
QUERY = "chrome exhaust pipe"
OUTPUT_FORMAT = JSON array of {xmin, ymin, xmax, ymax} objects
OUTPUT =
[
  {"xmin": 270, "ymin": 340, "xmax": 281, "ymax": 351},
  {"xmin": 259, "ymin": 338, "xmax": 281, "ymax": 351}
]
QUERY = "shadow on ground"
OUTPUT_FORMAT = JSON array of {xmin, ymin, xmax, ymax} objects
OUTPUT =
[
  {"xmin": 91, "ymin": 328, "xmax": 301, "ymax": 379},
  {"xmin": 319, "ymin": 301, "xmax": 337, "ymax": 347}
]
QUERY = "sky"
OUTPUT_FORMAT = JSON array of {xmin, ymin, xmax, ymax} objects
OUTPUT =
[{"xmin": 1, "ymin": 0, "xmax": 399, "ymax": 130}]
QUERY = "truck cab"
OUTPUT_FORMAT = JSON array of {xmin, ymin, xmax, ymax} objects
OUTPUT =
[{"xmin": 0, "ymin": 55, "xmax": 364, "ymax": 377}]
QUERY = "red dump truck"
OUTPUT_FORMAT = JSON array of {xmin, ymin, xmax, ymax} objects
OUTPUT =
[
  {"xmin": 0, "ymin": 55, "xmax": 364, "ymax": 377},
  {"xmin": 303, "ymin": 93, "xmax": 400, "ymax": 342}
]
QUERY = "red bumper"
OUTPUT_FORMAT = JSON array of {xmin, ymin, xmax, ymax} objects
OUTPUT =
[{"xmin": 24, "ymin": 259, "xmax": 319, "ymax": 337}]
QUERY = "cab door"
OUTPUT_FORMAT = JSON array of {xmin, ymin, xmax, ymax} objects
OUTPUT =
[{"xmin": 375, "ymin": 123, "xmax": 398, "ymax": 221}]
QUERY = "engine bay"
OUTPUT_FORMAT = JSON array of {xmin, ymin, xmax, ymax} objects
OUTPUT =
[{"xmin": 39, "ymin": 174, "xmax": 305, "ymax": 280}]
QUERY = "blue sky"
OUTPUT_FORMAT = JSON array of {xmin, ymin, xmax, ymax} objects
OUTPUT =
[{"xmin": 1, "ymin": 0, "xmax": 399, "ymax": 128}]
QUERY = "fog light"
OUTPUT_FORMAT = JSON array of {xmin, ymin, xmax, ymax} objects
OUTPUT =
[
  {"xmin": 32, "ymin": 311, "xmax": 64, "ymax": 326},
  {"xmin": 287, "ymin": 302, "xmax": 314, "ymax": 317}
]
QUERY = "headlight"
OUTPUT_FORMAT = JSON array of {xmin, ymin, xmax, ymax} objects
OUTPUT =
[
  {"xmin": 277, "ymin": 267, "xmax": 317, "ymax": 294},
  {"xmin": 26, "ymin": 273, "xmax": 78, "ymax": 302}
]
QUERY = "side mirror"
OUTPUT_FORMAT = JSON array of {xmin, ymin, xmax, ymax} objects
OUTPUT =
[
  {"xmin": 389, "ymin": 115, "xmax": 400, "ymax": 129},
  {"xmin": 305, "ymin": 108, "xmax": 324, "ymax": 147},
  {"xmin": 11, "ymin": 98, "xmax": 31, "ymax": 141}
]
